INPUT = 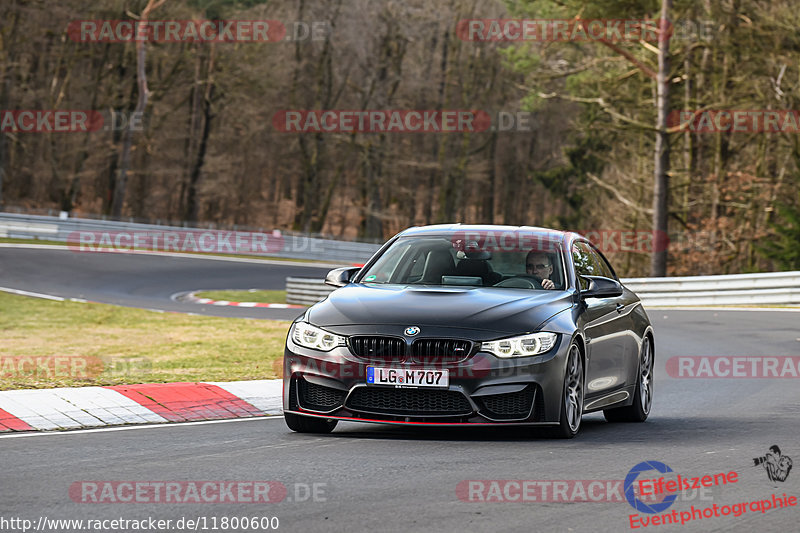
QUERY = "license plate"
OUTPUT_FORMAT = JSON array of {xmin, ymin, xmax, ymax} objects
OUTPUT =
[{"xmin": 366, "ymin": 367, "xmax": 449, "ymax": 388}]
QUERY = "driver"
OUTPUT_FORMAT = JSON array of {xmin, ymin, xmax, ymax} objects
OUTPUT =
[{"xmin": 526, "ymin": 251, "xmax": 555, "ymax": 290}]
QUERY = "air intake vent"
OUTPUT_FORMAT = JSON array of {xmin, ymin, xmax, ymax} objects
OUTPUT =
[
  {"xmin": 477, "ymin": 386, "xmax": 535, "ymax": 420},
  {"xmin": 347, "ymin": 387, "xmax": 472, "ymax": 416},
  {"xmin": 298, "ymin": 379, "xmax": 345, "ymax": 412}
]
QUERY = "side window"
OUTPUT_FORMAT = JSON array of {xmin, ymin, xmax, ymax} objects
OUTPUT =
[
  {"xmin": 573, "ymin": 241, "xmax": 617, "ymax": 290},
  {"xmin": 586, "ymin": 243, "xmax": 617, "ymax": 280},
  {"xmin": 571, "ymin": 243, "xmax": 595, "ymax": 290}
]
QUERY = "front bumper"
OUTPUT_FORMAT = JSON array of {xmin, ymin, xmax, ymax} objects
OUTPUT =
[{"xmin": 282, "ymin": 328, "xmax": 570, "ymax": 426}]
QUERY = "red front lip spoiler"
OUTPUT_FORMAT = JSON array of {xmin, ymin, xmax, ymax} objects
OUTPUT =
[{"xmin": 283, "ymin": 410, "xmax": 556, "ymax": 427}]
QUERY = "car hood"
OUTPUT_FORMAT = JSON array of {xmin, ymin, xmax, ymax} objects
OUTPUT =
[{"xmin": 306, "ymin": 284, "xmax": 574, "ymax": 334}]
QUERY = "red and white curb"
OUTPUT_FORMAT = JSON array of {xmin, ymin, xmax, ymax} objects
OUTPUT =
[
  {"xmin": 183, "ymin": 291, "xmax": 306, "ymax": 309},
  {"xmin": 0, "ymin": 379, "xmax": 282, "ymax": 432}
]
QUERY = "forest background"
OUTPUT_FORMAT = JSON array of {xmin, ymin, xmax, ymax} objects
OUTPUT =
[{"xmin": 2, "ymin": 0, "xmax": 799, "ymax": 276}]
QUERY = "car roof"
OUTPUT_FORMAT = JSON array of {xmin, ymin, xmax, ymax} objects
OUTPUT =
[{"xmin": 395, "ymin": 224, "xmax": 581, "ymax": 244}]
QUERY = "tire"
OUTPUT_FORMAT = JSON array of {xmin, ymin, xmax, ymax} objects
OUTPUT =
[
  {"xmin": 550, "ymin": 342, "xmax": 584, "ymax": 439},
  {"xmin": 284, "ymin": 412, "xmax": 338, "ymax": 433},
  {"xmin": 604, "ymin": 335, "xmax": 653, "ymax": 423}
]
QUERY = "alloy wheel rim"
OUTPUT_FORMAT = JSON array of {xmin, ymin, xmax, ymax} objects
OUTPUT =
[
  {"xmin": 639, "ymin": 337, "xmax": 653, "ymax": 414},
  {"xmin": 565, "ymin": 345, "xmax": 583, "ymax": 432}
]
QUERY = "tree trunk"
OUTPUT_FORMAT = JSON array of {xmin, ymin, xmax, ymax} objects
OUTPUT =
[
  {"xmin": 111, "ymin": 0, "xmax": 164, "ymax": 218},
  {"xmin": 480, "ymin": 131, "xmax": 497, "ymax": 223},
  {"xmin": 184, "ymin": 45, "xmax": 216, "ymax": 222},
  {"xmin": 360, "ymin": 141, "xmax": 384, "ymax": 239},
  {"xmin": 426, "ymin": 27, "xmax": 449, "ymax": 225},
  {"xmin": 0, "ymin": 0, "xmax": 22, "ymax": 209},
  {"xmin": 650, "ymin": 0, "xmax": 672, "ymax": 277}
]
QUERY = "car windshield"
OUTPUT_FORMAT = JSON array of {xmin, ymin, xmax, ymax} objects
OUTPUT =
[{"xmin": 358, "ymin": 234, "xmax": 566, "ymax": 289}]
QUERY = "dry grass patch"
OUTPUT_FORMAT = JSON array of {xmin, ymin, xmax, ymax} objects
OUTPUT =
[{"xmin": 0, "ymin": 291, "xmax": 290, "ymax": 389}]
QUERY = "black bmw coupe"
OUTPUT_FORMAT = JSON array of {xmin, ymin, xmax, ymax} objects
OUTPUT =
[{"xmin": 282, "ymin": 225, "xmax": 654, "ymax": 438}]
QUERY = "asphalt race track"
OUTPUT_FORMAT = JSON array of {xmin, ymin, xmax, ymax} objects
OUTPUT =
[
  {"xmin": 2, "ymin": 246, "xmax": 799, "ymax": 532},
  {"xmin": 0, "ymin": 246, "xmax": 333, "ymax": 320}
]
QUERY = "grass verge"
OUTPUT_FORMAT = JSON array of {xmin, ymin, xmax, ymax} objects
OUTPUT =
[{"xmin": 0, "ymin": 291, "xmax": 290, "ymax": 390}]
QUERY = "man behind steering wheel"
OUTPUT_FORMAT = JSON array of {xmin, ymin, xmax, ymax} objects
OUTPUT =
[{"xmin": 526, "ymin": 251, "xmax": 555, "ymax": 290}]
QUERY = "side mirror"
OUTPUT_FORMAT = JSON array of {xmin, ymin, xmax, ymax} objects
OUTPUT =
[
  {"xmin": 324, "ymin": 267, "xmax": 361, "ymax": 288},
  {"xmin": 580, "ymin": 275, "xmax": 623, "ymax": 299}
]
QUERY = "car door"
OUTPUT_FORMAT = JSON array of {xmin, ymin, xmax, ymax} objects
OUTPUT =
[
  {"xmin": 588, "ymin": 244, "xmax": 642, "ymax": 392},
  {"xmin": 572, "ymin": 242, "xmax": 630, "ymax": 400}
]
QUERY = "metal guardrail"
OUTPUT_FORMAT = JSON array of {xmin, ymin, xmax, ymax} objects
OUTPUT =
[
  {"xmin": 286, "ymin": 271, "xmax": 800, "ymax": 307},
  {"xmin": 622, "ymin": 272, "xmax": 800, "ymax": 306},
  {"xmin": 286, "ymin": 278, "xmax": 334, "ymax": 306},
  {"xmin": 0, "ymin": 212, "xmax": 382, "ymax": 263}
]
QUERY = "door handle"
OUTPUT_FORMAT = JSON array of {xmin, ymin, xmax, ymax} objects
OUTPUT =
[{"xmin": 616, "ymin": 303, "xmax": 625, "ymax": 313}]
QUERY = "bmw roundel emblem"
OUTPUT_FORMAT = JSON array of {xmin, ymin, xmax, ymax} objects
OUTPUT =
[{"xmin": 404, "ymin": 326, "xmax": 420, "ymax": 336}]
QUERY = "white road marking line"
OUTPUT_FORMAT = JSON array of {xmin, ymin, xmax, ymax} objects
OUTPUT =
[
  {"xmin": 0, "ymin": 286, "xmax": 65, "ymax": 301},
  {"xmin": 0, "ymin": 415, "xmax": 284, "ymax": 439}
]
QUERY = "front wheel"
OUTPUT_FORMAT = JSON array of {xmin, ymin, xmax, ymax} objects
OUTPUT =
[
  {"xmin": 550, "ymin": 342, "xmax": 584, "ymax": 439},
  {"xmin": 604, "ymin": 336, "xmax": 653, "ymax": 423},
  {"xmin": 284, "ymin": 412, "xmax": 338, "ymax": 433}
]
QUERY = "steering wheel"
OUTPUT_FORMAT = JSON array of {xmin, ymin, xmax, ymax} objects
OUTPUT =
[{"xmin": 493, "ymin": 275, "xmax": 544, "ymax": 289}]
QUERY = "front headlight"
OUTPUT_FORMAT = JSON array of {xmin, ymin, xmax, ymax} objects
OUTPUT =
[
  {"xmin": 290, "ymin": 322, "xmax": 346, "ymax": 351},
  {"xmin": 481, "ymin": 332, "xmax": 557, "ymax": 358}
]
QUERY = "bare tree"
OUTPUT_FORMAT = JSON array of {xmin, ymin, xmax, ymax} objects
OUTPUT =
[
  {"xmin": 0, "ymin": 0, "xmax": 23, "ymax": 208},
  {"xmin": 111, "ymin": 0, "xmax": 165, "ymax": 218},
  {"xmin": 651, "ymin": 0, "xmax": 672, "ymax": 276}
]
